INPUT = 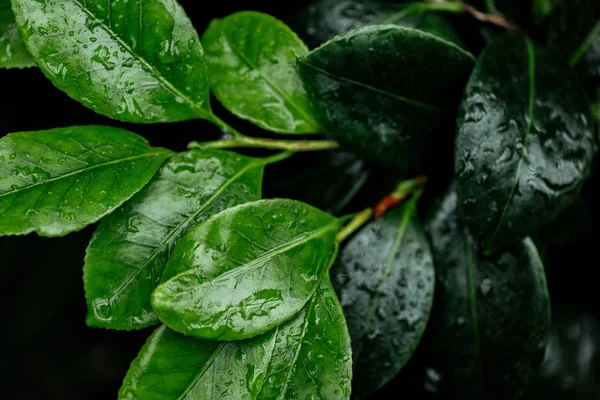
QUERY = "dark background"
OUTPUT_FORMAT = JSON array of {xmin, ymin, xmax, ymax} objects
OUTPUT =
[{"xmin": 1, "ymin": 1, "xmax": 599, "ymax": 399}]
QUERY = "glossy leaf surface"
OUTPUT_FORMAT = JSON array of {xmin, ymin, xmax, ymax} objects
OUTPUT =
[
  {"xmin": 0, "ymin": 126, "xmax": 171, "ymax": 237},
  {"xmin": 547, "ymin": 0, "xmax": 599, "ymax": 82},
  {"xmin": 84, "ymin": 150, "xmax": 265, "ymax": 330},
  {"xmin": 455, "ymin": 35, "xmax": 596, "ymax": 254},
  {"xmin": 332, "ymin": 197, "xmax": 435, "ymax": 399},
  {"xmin": 298, "ymin": 25, "xmax": 474, "ymax": 171},
  {"xmin": 120, "ymin": 279, "xmax": 352, "ymax": 400},
  {"xmin": 301, "ymin": 0, "xmax": 464, "ymax": 48},
  {"xmin": 0, "ymin": 0, "xmax": 33, "ymax": 68},
  {"xmin": 424, "ymin": 188, "xmax": 551, "ymax": 399},
  {"xmin": 152, "ymin": 199, "xmax": 341, "ymax": 341},
  {"xmin": 11, "ymin": 0, "xmax": 210, "ymax": 123},
  {"xmin": 203, "ymin": 11, "xmax": 322, "ymax": 134}
]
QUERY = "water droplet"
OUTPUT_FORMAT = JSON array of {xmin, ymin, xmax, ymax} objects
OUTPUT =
[
  {"xmin": 92, "ymin": 299, "xmax": 113, "ymax": 322},
  {"xmin": 126, "ymin": 217, "xmax": 139, "ymax": 233}
]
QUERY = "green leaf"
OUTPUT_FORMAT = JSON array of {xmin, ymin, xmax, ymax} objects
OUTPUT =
[
  {"xmin": 0, "ymin": 126, "xmax": 172, "ymax": 237},
  {"xmin": 152, "ymin": 199, "xmax": 342, "ymax": 341},
  {"xmin": 298, "ymin": 25, "xmax": 475, "ymax": 171},
  {"xmin": 0, "ymin": 0, "xmax": 33, "ymax": 68},
  {"xmin": 119, "ymin": 279, "xmax": 352, "ymax": 400},
  {"xmin": 454, "ymin": 35, "xmax": 597, "ymax": 254},
  {"xmin": 302, "ymin": 0, "xmax": 465, "ymax": 48},
  {"xmin": 11, "ymin": 0, "xmax": 210, "ymax": 123},
  {"xmin": 266, "ymin": 150, "xmax": 370, "ymax": 215},
  {"xmin": 83, "ymin": 150, "xmax": 266, "ymax": 330},
  {"xmin": 547, "ymin": 0, "xmax": 600, "ymax": 79},
  {"xmin": 332, "ymin": 196, "xmax": 435, "ymax": 399},
  {"xmin": 424, "ymin": 188, "xmax": 551, "ymax": 399},
  {"xmin": 202, "ymin": 11, "xmax": 321, "ymax": 134}
]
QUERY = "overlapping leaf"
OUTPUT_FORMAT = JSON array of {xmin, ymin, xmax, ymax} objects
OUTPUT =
[
  {"xmin": 455, "ymin": 34, "xmax": 596, "ymax": 254},
  {"xmin": 0, "ymin": 126, "xmax": 171, "ymax": 237},
  {"xmin": 84, "ymin": 150, "xmax": 266, "ymax": 330},
  {"xmin": 120, "ymin": 279, "xmax": 352, "ymax": 400},
  {"xmin": 11, "ymin": 0, "xmax": 210, "ymax": 123},
  {"xmin": 0, "ymin": 0, "xmax": 33, "ymax": 68},
  {"xmin": 298, "ymin": 25, "xmax": 475, "ymax": 171},
  {"xmin": 332, "ymin": 196, "xmax": 435, "ymax": 399},
  {"xmin": 301, "ymin": 0, "xmax": 464, "ymax": 48},
  {"xmin": 203, "ymin": 11, "xmax": 322, "ymax": 134},
  {"xmin": 424, "ymin": 188, "xmax": 551, "ymax": 399},
  {"xmin": 152, "ymin": 199, "xmax": 342, "ymax": 340}
]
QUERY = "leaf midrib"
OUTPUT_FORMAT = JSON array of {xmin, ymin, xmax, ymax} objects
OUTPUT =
[
  {"xmin": 219, "ymin": 19, "xmax": 323, "ymax": 131},
  {"xmin": 102, "ymin": 160, "xmax": 263, "ymax": 305},
  {"xmin": 70, "ymin": 0, "xmax": 210, "ymax": 117},
  {"xmin": 298, "ymin": 59, "xmax": 443, "ymax": 111},
  {"xmin": 167, "ymin": 220, "xmax": 339, "ymax": 293},
  {"xmin": 0, "ymin": 151, "xmax": 165, "ymax": 199},
  {"xmin": 354, "ymin": 202, "xmax": 413, "ymax": 365},
  {"xmin": 177, "ymin": 341, "xmax": 227, "ymax": 400},
  {"xmin": 487, "ymin": 39, "xmax": 536, "ymax": 252}
]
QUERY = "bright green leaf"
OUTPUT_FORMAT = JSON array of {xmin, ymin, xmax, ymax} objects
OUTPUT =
[
  {"xmin": 424, "ymin": 187, "xmax": 551, "ymax": 399},
  {"xmin": 120, "ymin": 279, "xmax": 352, "ymax": 400},
  {"xmin": 298, "ymin": 25, "xmax": 475, "ymax": 171},
  {"xmin": 0, "ymin": 0, "xmax": 33, "ymax": 68},
  {"xmin": 152, "ymin": 199, "xmax": 342, "ymax": 341},
  {"xmin": 455, "ymin": 35, "xmax": 596, "ymax": 254},
  {"xmin": 202, "ymin": 11, "xmax": 322, "ymax": 134},
  {"xmin": 332, "ymin": 196, "xmax": 435, "ymax": 399},
  {"xmin": 11, "ymin": 0, "xmax": 210, "ymax": 123},
  {"xmin": 0, "ymin": 126, "xmax": 172, "ymax": 237},
  {"xmin": 84, "ymin": 150, "xmax": 266, "ymax": 330}
]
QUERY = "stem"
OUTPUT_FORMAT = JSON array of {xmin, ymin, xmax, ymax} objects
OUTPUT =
[
  {"xmin": 422, "ymin": 0, "xmax": 523, "ymax": 33},
  {"xmin": 189, "ymin": 137, "xmax": 340, "ymax": 152},
  {"xmin": 261, "ymin": 151, "xmax": 294, "ymax": 165},
  {"xmin": 336, "ymin": 208, "xmax": 374, "ymax": 243},
  {"xmin": 374, "ymin": 176, "xmax": 427, "ymax": 218},
  {"xmin": 208, "ymin": 113, "xmax": 245, "ymax": 139}
]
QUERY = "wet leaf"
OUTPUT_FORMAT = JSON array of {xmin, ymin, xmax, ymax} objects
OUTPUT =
[
  {"xmin": 332, "ymin": 196, "xmax": 435, "ymax": 399},
  {"xmin": 11, "ymin": 0, "xmax": 210, "ymax": 123},
  {"xmin": 203, "ymin": 11, "xmax": 322, "ymax": 134},
  {"xmin": 0, "ymin": 126, "xmax": 172, "ymax": 237},
  {"xmin": 298, "ymin": 25, "xmax": 475, "ymax": 171},
  {"xmin": 120, "ymin": 279, "xmax": 352, "ymax": 400},
  {"xmin": 0, "ymin": 0, "xmax": 33, "ymax": 68},
  {"xmin": 455, "ymin": 34, "xmax": 596, "ymax": 254},
  {"xmin": 152, "ymin": 199, "xmax": 341, "ymax": 341},
  {"xmin": 266, "ymin": 150, "xmax": 370, "ymax": 215},
  {"xmin": 84, "ymin": 150, "xmax": 265, "ymax": 330},
  {"xmin": 547, "ymin": 0, "xmax": 600, "ymax": 82},
  {"xmin": 301, "ymin": 0, "xmax": 465, "ymax": 48},
  {"xmin": 424, "ymin": 188, "xmax": 551, "ymax": 399}
]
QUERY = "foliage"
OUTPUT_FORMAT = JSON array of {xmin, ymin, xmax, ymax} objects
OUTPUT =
[{"xmin": 1, "ymin": 0, "xmax": 598, "ymax": 398}]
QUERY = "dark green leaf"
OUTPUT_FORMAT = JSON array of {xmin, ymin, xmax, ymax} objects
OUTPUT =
[
  {"xmin": 266, "ymin": 150, "xmax": 370, "ymax": 215},
  {"xmin": 332, "ymin": 196, "xmax": 435, "ymax": 399},
  {"xmin": 298, "ymin": 25, "xmax": 475, "ymax": 171},
  {"xmin": 120, "ymin": 279, "xmax": 352, "ymax": 400},
  {"xmin": 547, "ymin": 0, "xmax": 600, "ymax": 82},
  {"xmin": 84, "ymin": 150, "xmax": 266, "ymax": 330},
  {"xmin": 0, "ymin": 126, "xmax": 172, "ymax": 237},
  {"xmin": 202, "ymin": 11, "xmax": 322, "ymax": 134},
  {"xmin": 455, "ymin": 35, "xmax": 596, "ymax": 254},
  {"xmin": 11, "ymin": 0, "xmax": 210, "ymax": 123},
  {"xmin": 424, "ymin": 188, "xmax": 551, "ymax": 399},
  {"xmin": 0, "ymin": 0, "xmax": 33, "ymax": 68},
  {"xmin": 301, "ymin": 0, "xmax": 465, "ymax": 48},
  {"xmin": 152, "ymin": 199, "xmax": 341, "ymax": 341}
]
